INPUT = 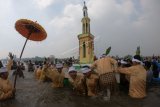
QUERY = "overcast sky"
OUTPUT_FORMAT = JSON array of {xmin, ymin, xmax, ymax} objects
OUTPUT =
[{"xmin": 0, "ymin": 0, "xmax": 160, "ymax": 59}]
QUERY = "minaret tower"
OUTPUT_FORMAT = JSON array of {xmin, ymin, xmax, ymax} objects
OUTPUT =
[{"xmin": 78, "ymin": 1, "xmax": 94, "ymax": 64}]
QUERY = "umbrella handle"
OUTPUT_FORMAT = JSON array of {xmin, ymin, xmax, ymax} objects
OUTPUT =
[
  {"xmin": 19, "ymin": 34, "xmax": 31, "ymax": 60},
  {"xmin": 14, "ymin": 33, "xmax": 31, "ymax": 88},
  {"xmin": 19, "ymin": 38, "xmax": 28, "ymax": 60}
]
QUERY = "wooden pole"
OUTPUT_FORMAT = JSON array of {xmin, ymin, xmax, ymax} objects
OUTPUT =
[{"xmin": 13, "ymin": 33, "xmax": 31, "ymax": 88}]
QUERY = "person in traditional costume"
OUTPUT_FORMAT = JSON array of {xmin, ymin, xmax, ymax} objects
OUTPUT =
[
  {"xmin": 54, "ymin": 63, "xmax": 65, "ymax": 87},
  {"xmin": 91, "ymin": 54, "xmax": 118, "ymax": 101},
  {"xmin": 67, "ymin": 67, "xmax": 85, "ymax": 95},
  {"xmin": 0, "ymin": 67, "xmax": 15, "ymax": 100},
  {"xmin": 118, "ymin": 55, "xmax": 147, "ymax": 98},
  {"xmin": 82, "ymin": 67, "xmax": 99, "ymax": 97},
  {"xmin": 35, "ymin": 66, "xmax": 43, "ymax": 80},
  {"xmin": 28, "ymin": 60, "xmax": 34, "ymax": 72},
  {"xmin": 17, "ymin": 61, "xmax": 25, "ymax": 78},
  {"xmin": 41, "ymin": 63, "xmax": 65, "ymax": 88}
]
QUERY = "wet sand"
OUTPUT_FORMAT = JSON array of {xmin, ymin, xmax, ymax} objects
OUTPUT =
[{"xmin": 0, "ymin": 68, "xmax": 160, "ymax": 107}]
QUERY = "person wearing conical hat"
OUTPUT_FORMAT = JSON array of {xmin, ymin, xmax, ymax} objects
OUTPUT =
[
  {"xmin": 91, "ymin": 54, "xmax": 118, "ymax": 101},
  {"xmin": 118, "ymin": 55, "xmax": 147, "ymax": 98},
  {"xmin": 82, "ymin": 67, "xmax": 99, "ymax": 97},
  {"xmin": 67, "ymin": 66, "xmax": 85, "ymax": 95},
  {"xmin": 0, "ymin": 67, "xmax": 15, "ymax": 100}
]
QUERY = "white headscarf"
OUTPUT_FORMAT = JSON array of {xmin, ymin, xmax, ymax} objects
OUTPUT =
[
  {"xmin": 56, "ymin": 63, "xmax": 63, "ymax": 68},
  {"xmin": 121, "ymin": 60, "xmax": 127, "ymax": 64},
  {"xmin": 132, "ymin": 58, "xmax": 141, "ymax": 63},
  {"xmin": 68, "ymin": 67, "xmax": 76, "ymax": 73},
  {"xmin": 0, "ymin": 67, "xmax": 7, "ymax": 73},
  {"xmin": 132, "ymin": 58, "xmax": 144, "ymax": 65},
  {"xmin": 81, "ymin": 68, "xmax": 91, "ymax": 73}
]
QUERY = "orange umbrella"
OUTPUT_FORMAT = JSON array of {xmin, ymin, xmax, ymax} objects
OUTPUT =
[
  {"xmin": 14, "ymin": 19, "xmax": 47, "ymax": 89},
  {"xmin": 15, "ymin": 19, "xmax": 47, "ymax": 41}
]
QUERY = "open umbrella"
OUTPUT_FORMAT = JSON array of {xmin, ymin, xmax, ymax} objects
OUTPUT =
[{"xmin": 14, "ymin": 19, "xmax": 47, "ymax": 88}]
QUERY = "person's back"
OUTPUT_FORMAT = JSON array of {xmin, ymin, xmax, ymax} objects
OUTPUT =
[
  {"xmin": 92, "ymin": 56, "xmax": 117, "ymax": 75},
  {"xmin": 91, "ymin": 56, "xmax": 117, "ymax": 101}
]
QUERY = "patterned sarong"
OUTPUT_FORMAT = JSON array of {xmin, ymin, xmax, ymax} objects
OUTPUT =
[{"xmin": 99, "ymin": 72, "xmax": 116, "ymax": 91}]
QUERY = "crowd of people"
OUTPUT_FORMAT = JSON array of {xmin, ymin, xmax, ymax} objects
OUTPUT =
[
  {"xmin": 0, "ymin": 53, "xmax": 160, "ymax": 101},
  {"xmin": 33, "ymin": 54, "xmax": 160, "ymax": 101}
]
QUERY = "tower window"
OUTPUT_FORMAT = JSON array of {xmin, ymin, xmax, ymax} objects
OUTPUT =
[
  {"xmin": 83, "ymin": 42, "xmax": 86, "ymax": 58},
  {"xmin": 86, "ymin": 23, "xmax": 88, "ymax": 33},
  {"xmin": 83, "ymin": 24, "xmax": 85, "ymax": 33}
]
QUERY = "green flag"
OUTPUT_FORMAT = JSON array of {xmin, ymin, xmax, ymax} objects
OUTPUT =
[{"xmin": 105, "ymin": 46, "xmax": 111, "ymax": 56}]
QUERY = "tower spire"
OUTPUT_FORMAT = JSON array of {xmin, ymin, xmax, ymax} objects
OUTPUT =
[{"xmin": 83, "ymin": 1, "xmax": 88, "ymax": 17}]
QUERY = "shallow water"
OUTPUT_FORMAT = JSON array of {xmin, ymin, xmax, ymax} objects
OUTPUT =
[{"xmin": 0, "ymin": 68, "xmax": 160, "ymax": 107}]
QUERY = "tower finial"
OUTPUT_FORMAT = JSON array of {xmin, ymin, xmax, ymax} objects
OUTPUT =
[{"xmin": 83, "ymin": 1, "xmax": 88, "ymax": 17}]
